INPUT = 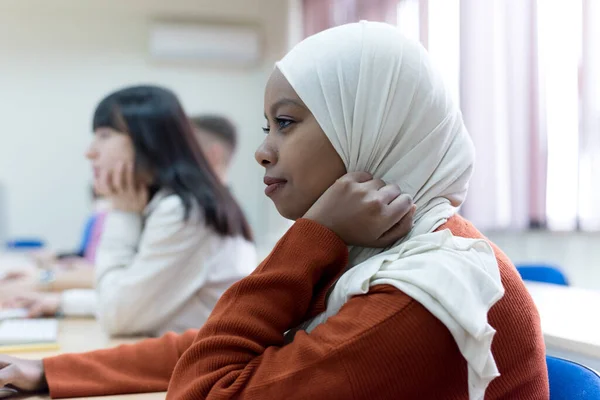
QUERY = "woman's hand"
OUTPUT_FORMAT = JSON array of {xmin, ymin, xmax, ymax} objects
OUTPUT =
[
  {"xmin": 0, "ymin": 278, "xmax": 39, "ymax": 305},
  {"xmin": 303, "ymin": 172, "xmax": 415, "ymax": 247},
  {"xmin": 96, "ymin": 162, "xmax": 148, "ymax": 213},
  {"xmin": 0, "ymin": 356, "xmax": 47, "ymax": 393},
  {"xmin": 0, "ymin": 269, "xmax": 35, "ymax": 283},
  {"xmin": 2, "ymin": 292, "xmax": 61, "ymax": 318}
]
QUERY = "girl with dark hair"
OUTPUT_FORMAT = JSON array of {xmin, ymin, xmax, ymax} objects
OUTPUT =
[{"xmin": 4, "ymin": 85, "xmax": 256, "ymax": 337}]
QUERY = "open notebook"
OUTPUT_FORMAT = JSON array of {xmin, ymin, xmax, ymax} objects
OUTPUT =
[{"xmin": 0, "ymin": 312, "xmax": 59, "ymax": 353}]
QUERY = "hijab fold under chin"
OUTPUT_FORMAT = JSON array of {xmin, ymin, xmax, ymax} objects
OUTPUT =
[{"xmin": 277, "ymin": 21, "xmax": 505, "ymax": 400}]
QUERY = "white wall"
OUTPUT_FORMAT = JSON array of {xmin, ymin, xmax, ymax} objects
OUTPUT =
[
  {"xmin": 485, "ymin": 231, "xmax": 600, "ymax": 291},
  {"xmin": 0, "ymin": 0, "xmax": 290, "ymax": 250}
]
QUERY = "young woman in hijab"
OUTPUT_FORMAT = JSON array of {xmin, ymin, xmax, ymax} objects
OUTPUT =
[{"xmin": 0, "ymin": 22, "xmax": 547, "ymax": 400}]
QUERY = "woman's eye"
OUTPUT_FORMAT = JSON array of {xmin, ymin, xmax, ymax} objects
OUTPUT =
[
  {"xmin": 262, "ymin": 118, "xmax": 294, "ymax": 134},
  {"xmin": 276, "ymin": 118, "xmax": 293, "ymax": 130}
]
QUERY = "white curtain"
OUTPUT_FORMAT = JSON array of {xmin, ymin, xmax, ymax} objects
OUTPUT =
[
  {"xmin": 578, "ymin": 0, "xmax": 600, "ymax": 231},
  {"xmin": 538, "ymin": 0, "xmax": 582, "ymax": 231},
  {"xmin": 395, "ymin": 0, "xmax": 546, "ymax": 231},
  {"xmin": 302, "ymin": 0, "xmax": 398, "ymax": 37},
  {"xmin": 457, "ymin": 0, "xmax": 600, "ymax": 232},
  {"xmin": 458, "ymin": 0, "xmax": 545, "ymax": 231},
  {"xmin": 301, "ymin": 0, "xmax": 599, "ymax": 232}
]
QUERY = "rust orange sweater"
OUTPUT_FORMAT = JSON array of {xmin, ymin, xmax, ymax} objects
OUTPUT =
[{"xmin": 44, "ymin": 216, "xmax": 549, "ymax": 399}]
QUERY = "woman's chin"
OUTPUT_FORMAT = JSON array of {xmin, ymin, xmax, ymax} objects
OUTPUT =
[{"xmin": 273, "ymin": 202, "xmax": 306, "ymax": 222}]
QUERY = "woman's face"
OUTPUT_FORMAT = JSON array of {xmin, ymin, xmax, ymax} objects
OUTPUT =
[
  {"xmin": 85, "ymin": 128, "xmax": 135, "ymax": 195},
  {"xmin": 256, "ymin": 68, "xmax": 346, "ymax": 220}
]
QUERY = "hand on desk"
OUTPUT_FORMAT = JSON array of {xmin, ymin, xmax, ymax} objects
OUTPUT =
[
  {"xmin": 0, "ymin": 265, "xmax": 38, "ymax": 285},
  {"xmin": 0, "ymin": 355, "xmax": 47, "ymax": 394},
  {"xmin": 1, "ymin": 261, "xmax": 94, "ymax": 296},
  {"xmin": 0, "ymin": 280, "xmax": 38, "ymax": 305},
  {"xmin": 2, "ymin": 293, "xmax": 60, "ymax": 318}
]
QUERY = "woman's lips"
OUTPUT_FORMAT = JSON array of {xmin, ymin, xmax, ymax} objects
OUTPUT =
[{"xmin": 264, "ymin": 177, "xmax": 287, "ymax": 197}]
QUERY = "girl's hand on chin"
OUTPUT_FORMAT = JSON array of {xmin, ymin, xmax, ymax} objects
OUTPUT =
[{"xmin": 96, "ymin": 162, "xmax": 148, "ymax": 213}]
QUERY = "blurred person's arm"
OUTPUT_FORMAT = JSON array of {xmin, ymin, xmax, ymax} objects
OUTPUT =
[
  {"xmin": 40, "ymin": 266, "xmax": 95, "ymax": 291},
  {"xmin": 60, "ymin": 289, "xmax": 96, "ymax": 317},
  {"xmin": 1, "ymin": 267, "xmax": 96, "ymax": 317},
  {"xmin": 95, "ymin": 196, "xmax": 214, "ymax": 336},
  {"xmin": 2, "ymin": 289, "xmax": 96, "ymax": 318}
]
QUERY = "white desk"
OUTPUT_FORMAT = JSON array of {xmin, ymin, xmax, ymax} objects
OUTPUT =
[
  {"xmin": 10, "ymin": 319, "xmax": 165, "ymax": 400},
  {"xmin": 525, "ymin": 281, "xmax": 600, "ymax": 370},
  {"xmin": 12, "ymin": 318, "xmax": 141, "ymax": 359},
  {"xmin": 26, "ymin": 393, "xmax": 165, "ymax": 400},
  {"xmin": 1, "ymin": 252, "xmax": 165, "ymax": 400}
]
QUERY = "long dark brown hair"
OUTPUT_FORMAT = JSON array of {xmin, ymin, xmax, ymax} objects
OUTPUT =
[{"xmin": 92, "ymin": 85, "xmax": 253, "ymax": 241}]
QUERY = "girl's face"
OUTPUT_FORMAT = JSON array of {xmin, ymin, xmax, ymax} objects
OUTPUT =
[
  {"xmin": 256, "ymin": 68, "xmax": 346, "ymax": 220},
  {"xmin": 85, "ymin": 128, "xmax": 135, "ymax": 195}
]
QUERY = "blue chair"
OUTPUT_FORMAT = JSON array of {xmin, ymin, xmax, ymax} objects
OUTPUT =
[
  {"xmin": 76, "ymin": 214, "xmax": 99, "ymax": 255},
  {"xmin": 5, "ymin": 238, "xmax": 45, "ymax": 250},
  {"xmin": 547, "ymin": 356, "xmax": 600, "ymax": 399},
  {"xmin": 516, "ymin": 264, "xmax": 569, "ymax": 286}
]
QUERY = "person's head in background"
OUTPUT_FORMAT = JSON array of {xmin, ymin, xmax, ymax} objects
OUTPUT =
[
  {"xmin": 190, "ymin": 115, "xmax": 238, "ymax": 184},
  {"xmin": 86, "ymin": 85, "xmax": 252, "ymax": 241}
]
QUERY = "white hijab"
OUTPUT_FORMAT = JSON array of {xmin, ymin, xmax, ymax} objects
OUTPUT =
[{"xmin": 276, "ymin": 21, "xmax": 505, "ymax": 399}]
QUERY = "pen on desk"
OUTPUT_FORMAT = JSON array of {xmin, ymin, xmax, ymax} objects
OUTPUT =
[{"xmin": 0, "ymin": 343, "xmax": 60, "ymax": 354}]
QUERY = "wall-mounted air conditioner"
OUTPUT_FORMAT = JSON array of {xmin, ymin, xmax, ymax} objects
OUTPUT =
[{"xmin": 149, "ymin": 21, "xmax": 262, "ymax": 67}]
